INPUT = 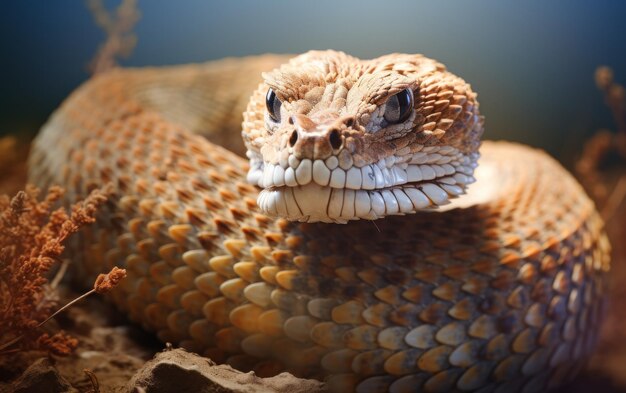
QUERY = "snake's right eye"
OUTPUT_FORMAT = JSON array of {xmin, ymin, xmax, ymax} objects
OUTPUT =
[
  {"xmin": 266, "ymin": 88, "xmax": 282, "ymax": 123},
  {"xmin": 383, "ymin": 88, "xmax": 413, "ymax": 124}
]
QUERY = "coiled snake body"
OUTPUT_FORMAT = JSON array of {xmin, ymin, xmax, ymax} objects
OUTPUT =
[{"xmin": 28, "ymin": 52, "xmax": 611, "ymax": 392}]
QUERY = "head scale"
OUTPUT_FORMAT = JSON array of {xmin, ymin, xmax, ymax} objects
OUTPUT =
[{"xmin": 242, "ymin": 50, "xmax": 484, "ymax": 223}]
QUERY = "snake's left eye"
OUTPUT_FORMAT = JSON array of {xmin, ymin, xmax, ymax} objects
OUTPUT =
[
  {"xmin": 266, "ymin": 88, "xmax": 282, "ymax": 123},
  {"xmin": 383, "ymin": 88, "xmax": 413, "ymax": 124}
]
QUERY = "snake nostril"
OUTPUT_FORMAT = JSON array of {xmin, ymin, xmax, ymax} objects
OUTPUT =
[
  {"xmin": 289, "ymin": 130, "xmax": 298, "ymax": 147},
  {"xmin": 329, "ymin": 129, "xmax": 342, "ymax": 150},
  {"xmin": 344, "ymin": 117, "xmax": 354, "ymax": 128}
]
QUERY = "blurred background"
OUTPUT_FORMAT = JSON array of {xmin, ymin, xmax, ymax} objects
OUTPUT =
[{"xmin": 1, "ymin": 0, "xmax": 626, "ymax": 163}]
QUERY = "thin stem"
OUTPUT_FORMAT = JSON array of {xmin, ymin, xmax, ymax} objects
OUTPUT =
[
  {"xmin": 0, "ymin": 336, "xmax": 22, "ymax": 352},
  {"xmin": 84, "ymin": 369, "xmax": 100, "ymax": 393},
  {"xmin": 602, "ymin": 175, "xmax": 626, "ymax": 222},
  {"xmin": 0, "ymin": 348, "xmax": 20, "ymax": 356},
  {"xmin": 0, "ymin": 289, "xmax": 95, "ymax": 353},
  {"xmin": 50, "ymin": 259, "xmax": 70, "ymax": 289},
  {"xmin": 36, "ymin": 289, "xmax": 95, "ymax": 329}
]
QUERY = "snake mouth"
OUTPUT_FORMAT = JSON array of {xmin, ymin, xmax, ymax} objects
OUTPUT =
[{"xmin": 247, "ymin": 149, "xmax": 478, "ymax": 223}]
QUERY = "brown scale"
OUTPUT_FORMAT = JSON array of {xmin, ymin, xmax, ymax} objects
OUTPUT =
[{"xmin": 28, "ymin": 55, "xmax": 611, "ymax": 392}]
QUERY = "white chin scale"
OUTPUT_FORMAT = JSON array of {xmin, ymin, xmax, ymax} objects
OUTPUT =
[
  {"xmin": 256, "ymin": 178, "xmax": 475, "ymax": 223},
  {"xmin": 247, "ymin": 149, "xmax": 479, "ymax": 223}
]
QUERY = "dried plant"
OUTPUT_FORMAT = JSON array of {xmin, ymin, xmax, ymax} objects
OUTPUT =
[
  {"xmin": 574, "ymin": 68, "xmax": 626, "ymax": 388},
  {"xmin": 584, "ymin": 67, "xmax": 626, "ymax": 217},
  {"xmin": 84, "ymin": 368, "xmax": 101, "ymax": 393},
  {"xmin": 0, "ymin": 186, "xmax": 120, "ymax": 356},
  {"xmin": 576, "ymin": 66, "xmax": 626, "ymax": 218},
  {"xmin": 87, "ymin": 0, "xmax": 141, "ymax": 75}
]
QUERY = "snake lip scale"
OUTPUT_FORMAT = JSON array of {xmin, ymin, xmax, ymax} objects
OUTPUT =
[
  {"xmin": 248, "ymin": 150, "xmax": 480, "ymax": 223},
  {"xmin": 28, "ymin": 51, "xmax": 611, "ymax": 393}
]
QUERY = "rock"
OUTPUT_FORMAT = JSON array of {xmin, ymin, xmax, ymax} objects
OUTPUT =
[
  {"xmin": 9, "ymin": 358, "xmax": 75, "ymax": 393},
  {"xmin": 127, "ymin": 348, "xmax": 326, "ymax": 393}
]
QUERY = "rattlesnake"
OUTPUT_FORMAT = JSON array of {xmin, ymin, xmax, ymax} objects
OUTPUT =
[{"xmin": 28, "ymin": 51, "xmax": 611, "ymax": 392}]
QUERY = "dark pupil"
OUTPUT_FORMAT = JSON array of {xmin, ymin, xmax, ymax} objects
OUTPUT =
[
  {"xmin": 266, "ymin": 88, "xmax": 282, "ymax": 122},
  {"xmin": 384, "ymin": 89, "xmax": 413, "ymax": 124}
]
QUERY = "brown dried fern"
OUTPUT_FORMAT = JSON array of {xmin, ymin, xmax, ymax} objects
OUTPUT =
[{"xmin": 0, "ymin": 186, "xmax": 117, "ymax": 356}]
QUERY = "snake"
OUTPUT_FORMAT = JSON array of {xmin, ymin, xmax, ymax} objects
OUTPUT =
[{"xmin": 28, "ymin": 51, "xmax": 611, "ymax": 392}]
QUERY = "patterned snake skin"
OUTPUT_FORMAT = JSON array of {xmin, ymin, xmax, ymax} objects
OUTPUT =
[{"xmin": 28, "ymin": 52, "xmax": 611, "ymax": 392}]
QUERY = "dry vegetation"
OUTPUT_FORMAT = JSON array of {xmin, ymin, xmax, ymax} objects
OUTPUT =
[
  {"xmin": 577, "ymin": 66, "xmax": 626, "ymax": 215},
  {"xmin": 87, "ymin": 0, "xmax": 140, "ymax": 75},
  {"xmin": 567, "ymin": 67, "xmax": 626, "ymax": 392},
  {"xmin": 0, "ymin": 186, "xmax": 126, "ymax": 357},
  {"xmin": 0, "ymin": 0, "xmax": 139, "ymax": 362}
]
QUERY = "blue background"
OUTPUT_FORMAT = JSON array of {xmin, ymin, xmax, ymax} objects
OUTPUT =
[{"xmin": 1, "ymin": 1, "xmax": 625, "ymax": 161}]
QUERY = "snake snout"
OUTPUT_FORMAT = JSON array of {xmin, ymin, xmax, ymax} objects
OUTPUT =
[{"xmin": 289, "ymin": 114, "xmax": 351, "ymax": 160}]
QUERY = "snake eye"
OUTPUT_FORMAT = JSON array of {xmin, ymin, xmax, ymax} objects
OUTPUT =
[
  {"xmin": 383, "ymin": 88, "xmax": 413, "ymax": 124},
  {"xmin": 266, "ymin": 88, "xmax": 282, "ymax": 123}
]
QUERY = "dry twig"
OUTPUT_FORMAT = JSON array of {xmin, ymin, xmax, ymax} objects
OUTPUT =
[
  {"xmin": 577, "ymin": 66, "xmax": 626, "ymax": 216},
  {"xmin": 87, "ymin": 0, "xmax": 140, "ymax": 75},
  {"xmin": 84, "ymin": 368, "xmax": 100, "ymax": 393}
]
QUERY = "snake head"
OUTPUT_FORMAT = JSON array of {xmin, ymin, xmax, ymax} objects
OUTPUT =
[{"xmin": 243, "ymin": 50, "xmax": 484, "ymax": 223}]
